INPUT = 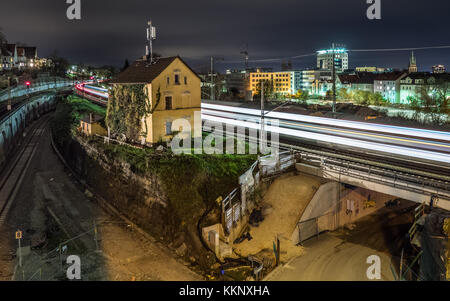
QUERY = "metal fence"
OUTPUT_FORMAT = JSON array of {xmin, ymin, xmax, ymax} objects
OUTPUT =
[
  {"xmin": 296, "ymin": 211, "xmax": 337, "ymax": 245},
  {"xmin": 0, "ymin": 77, "xmax": 72, "ymax": 102},
  {"xmin": 222, "ymin": 151, "xmax": 295, "ymax": 235}
]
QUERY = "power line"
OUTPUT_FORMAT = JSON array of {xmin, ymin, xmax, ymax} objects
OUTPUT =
[
  {"xmin": 214, "ymin": 45, "xmax": 450, "ymax": 64},
  {"xmin": 350, "ymin": 45, "xmax": 450, "ymax": 52}
]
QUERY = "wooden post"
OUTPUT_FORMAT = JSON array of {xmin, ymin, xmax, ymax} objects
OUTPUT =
[{"xmin": 276, "ymin": 238, "xmax": 280, "ymax": 266}]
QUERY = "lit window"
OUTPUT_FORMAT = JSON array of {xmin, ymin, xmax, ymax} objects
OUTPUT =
[{"xmin": 166, "ymin": 121, "xmax": 172, "ymax": 135}]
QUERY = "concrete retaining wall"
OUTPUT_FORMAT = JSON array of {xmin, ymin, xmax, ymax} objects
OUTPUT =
[
  {"xmin": 0, "ymin": 94, "xmax": 57, "ymax": 170},
  {"xmin": 292, "ymin": 163, "xmax": 404, "ymax": 244}
]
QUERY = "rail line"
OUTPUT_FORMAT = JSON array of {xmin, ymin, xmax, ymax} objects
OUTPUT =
[{"xmin": 0, "ymin": 114, "xmax": 51, "ymax": 226}]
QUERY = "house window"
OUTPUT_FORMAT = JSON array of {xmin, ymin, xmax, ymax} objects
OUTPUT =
[
  {"xmin": 174, "ymin": 74, "xmax": 180, "ymax": 85},
  {"xmin": 184, "ymin": 76, "xmax": 187, "ymax": 85},
  {"xmin": 166, "ymin": 121, "xmax": 172, "ymax": 135},
  {"xmin": 165, "ymin": 96, "xmax": 172, "ymax": 110},
  {"xmin": 167, "ymin": 76, "xmax": 170, "ymax": 85}
]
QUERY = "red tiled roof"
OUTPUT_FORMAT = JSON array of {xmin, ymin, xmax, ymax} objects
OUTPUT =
[
  {"xmin": 374, "ymin": 71, "xmax": 406, "ymax": 81},
  {"xmin": 17, "ymin": 46, "xmax": 37, "ymax": 59},
  {"xmin": 338, "ymin": 72, "xmax": 378, "ymax": 84},
  {"xmin": 110, "ymin": 56, "xmax": 200, "ymax": 84}
]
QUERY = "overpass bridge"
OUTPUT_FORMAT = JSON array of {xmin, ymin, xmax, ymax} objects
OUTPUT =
[{"xmin": 200, "ymin": 103, "xmax": 450, "ymax": 210}]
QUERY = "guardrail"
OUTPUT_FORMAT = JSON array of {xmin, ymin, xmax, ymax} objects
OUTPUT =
[
  {"xmin": 0, "ymin": 77, "xmax": 72, "ymax": 102},
  {"xmin": 297, "ymin": 151, "xmax": 450, "ymax": 200}
]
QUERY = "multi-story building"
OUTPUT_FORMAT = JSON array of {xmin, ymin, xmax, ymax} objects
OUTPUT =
[
  {"xmin": 298, "ymin": 69, "xmax": 316, "ymax": 92},
  {"xmin": 0, "ymin": 44, "xmax": 17, "ymax": 70},
  {"xmin": 297, "ymin": 69, "xmax": 333, "ymax": 95},
  {"xmin": 0, "ymin": 44, "xmax": 40, "ymax": 70},
  {"xmin": 399, "ymin": 72, "xmax": 430, "ymax": 104},
  {"xmin": 109, "ymin": 56, "xmax": 201, "ymax": 144},
  {"xmin": 432, "ymin": 65, "xmax": 446, "ymax": 74},
  {"xmin": 338, "ymin": 72, "xmax": 378, "ymax": 93},
  {"xmin": 399, "ymin": 72, "xmax": 450, "ymax": 104},
  {"xmin": 355, "ymin": 66, "xmax": 391, "ymax": 73},
  {"xmin": 249, "ymin": 70, "xmax": 292, "ymax": 96},
  {"xmin": 317, "ymin": 48, "xmax": 349, "ymax": 72},
  {"xmin": 223, "ymin": 69, "xmax": 251, "ymax": 100},
  {"xmin": 374, "ymin": 72, "xmax": 407, "ymax": 103},
  {"xmin": 17, "ymin": 46, "xmax": 37, "ymax": 68},
  {"xmin": 290, "ymin": 70, "xmax": 302, "ymax": 95}
]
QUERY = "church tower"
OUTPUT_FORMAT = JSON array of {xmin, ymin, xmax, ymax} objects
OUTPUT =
[{"xmin": 408, "ymin": 51, "xmax": 418, "ymax": 73}]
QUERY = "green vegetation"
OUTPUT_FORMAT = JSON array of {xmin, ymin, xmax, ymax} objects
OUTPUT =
[
  {"xmin": 106, "ymin": 84, "xmax": 161, "ymax": 142},
  {"xmin": 337, "ymin": 88, "xmax": 388, "ymax": 106},
  {"xmin": 51, "ymin": 94, "xmax": 105, "ymax": 147},
  {"xmin": 253, "ymin": 79, "xmax": 274, "ymax": 101},
  {"xmin": 407, "ymin": 80, "xmax": 449, "ymax": 125},
  {"xmin": 289, "ymin": 89, "xmax": 309, "ymax": 103},
  {"xmin": 87, "ymin": 136, "xmax": 256, "ymax": 224}
]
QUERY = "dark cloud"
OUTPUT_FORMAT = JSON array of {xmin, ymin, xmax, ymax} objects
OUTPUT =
[{"xmin": 1, "ymin": 0, "xmax": 449, "ymax": 71}]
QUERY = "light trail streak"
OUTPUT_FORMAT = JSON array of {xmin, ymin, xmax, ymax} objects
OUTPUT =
[{"xmin": 201, "ymin": 113, "xmax": 450, "ymax": 164}]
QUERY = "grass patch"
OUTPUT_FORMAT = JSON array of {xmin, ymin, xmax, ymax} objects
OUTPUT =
[{"xmin": 51, "ymin": 94, "xmax": 106, "ymax": 148}]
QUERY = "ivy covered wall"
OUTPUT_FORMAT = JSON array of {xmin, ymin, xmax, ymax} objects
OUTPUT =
[{"xmin": 106, "ymin": 84, "xmax": 161, "ymax": 142}]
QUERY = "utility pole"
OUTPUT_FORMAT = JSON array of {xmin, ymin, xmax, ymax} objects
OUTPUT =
[
  {"xmin": 7, "ymin": 76, "xmax": 11, "ymax": 111},
  {"xmin": 260, "ymin": 81, "xmax": 265, "ymax": 153},
  {"xmin": 210, "ymin": 56, "xmax": 223, "ymax": 101},
  {"xmin": 332, "ymin": 42, "xmax": 336, "ymax": 114},
  {"xmin": 210, "ymin": 56, "xmax": 214, "ymax": 100}
]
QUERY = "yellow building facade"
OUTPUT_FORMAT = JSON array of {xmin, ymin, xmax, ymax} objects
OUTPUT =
[
  {"xmin": 110, "ymin": 56, "xmax": 201, "ymax": 144},
  {"xmin": 79, "ymin": 114, "xmax": 107, "ymax": 136},
  {"xmin": 249, "ymin": 70, "xmax": 292, "ymax": 96}
]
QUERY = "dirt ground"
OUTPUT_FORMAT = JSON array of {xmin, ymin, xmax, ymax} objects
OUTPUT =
[
  {"xmin": 233, "ymin": 172, "xmax": 323, "ymax": 262},
  {"xmin": 265, "ymin": 202, "xmax": 415, "ymax": 281},
  {"xmin": 0, "ymin": 118, "xmax": 202, "ymax": 281}
]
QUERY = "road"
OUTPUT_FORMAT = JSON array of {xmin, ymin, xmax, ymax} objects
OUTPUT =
[
  {"xmin": 265, "ymin": 204, "xmax": 415, "ymax": 281},
  {"xmin": 0, "ymin": 113, "xmax": 202, "ymax": 281}
]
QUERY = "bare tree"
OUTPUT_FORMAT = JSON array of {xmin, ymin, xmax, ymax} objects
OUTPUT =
[{"xmin": 414, "ymin": 76, "xmax": 450, "ymax": 124}]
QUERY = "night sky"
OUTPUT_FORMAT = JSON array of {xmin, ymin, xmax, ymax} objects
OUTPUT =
[{"xmin": 1, "ymin": 0, "xmax": 450, "ymax": 72}]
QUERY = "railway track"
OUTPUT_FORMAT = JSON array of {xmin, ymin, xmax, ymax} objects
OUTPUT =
[{"xmin": 0, "ymin": 114, "xmax": 51, "ymax": 226}]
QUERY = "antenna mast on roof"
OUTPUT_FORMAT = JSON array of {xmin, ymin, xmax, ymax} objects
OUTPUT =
[{"xmin": 146, "ymin": 20, "xmax": 156, "ymax": 63}]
